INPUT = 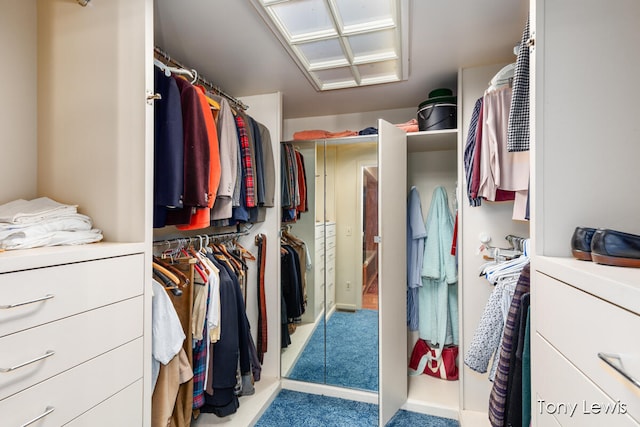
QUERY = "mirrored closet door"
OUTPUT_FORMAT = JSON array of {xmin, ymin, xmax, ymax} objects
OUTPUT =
[
  {"xmin": 280, "ymin": 135, "xmax": 381, "ymax": 392},
  {"xmin": 280, "ymin": 120, "xmax": 407, "ymax": 426}
]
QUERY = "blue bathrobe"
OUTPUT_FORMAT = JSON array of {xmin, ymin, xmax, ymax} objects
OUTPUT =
[{"xmin": 419, "ymin": 186, "xmax": 459, "ymax": 348}]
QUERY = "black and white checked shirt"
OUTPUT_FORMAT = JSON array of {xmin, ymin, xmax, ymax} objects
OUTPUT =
[{"xmin": 507, "ymin": 18, "xmax": 530, "ymax": 152}]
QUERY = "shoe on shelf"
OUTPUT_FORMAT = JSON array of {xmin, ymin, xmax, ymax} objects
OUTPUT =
[
  {"xmin": 571, "ymin": 226, "xmax": 597, "ymax": 261},
  {"xmin": 590, "ymin": 228, "xmax": 640, "ymax": 268}
]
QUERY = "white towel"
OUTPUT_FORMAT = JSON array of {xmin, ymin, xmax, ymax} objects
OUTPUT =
[
  {"xmin": 0, "ymin": 228, "xmax": 103, "ymax": 250},
  {"xmin": 0, "ymin": 197, "xmax": 78, "ymax": 224},
  {"xmin": 0, "ymin": 214, "xmax": 93, "ymax": 239}
]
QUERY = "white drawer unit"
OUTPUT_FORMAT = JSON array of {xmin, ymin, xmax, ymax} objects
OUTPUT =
[
  {"xmin": 0, "ymin": 296, "xmax": 143, "ymax": 401},
  {"xmin": 0, "ymin": 254, "xmax": 144, "ymax": 338},
  {"xmin": 0, "ymin": 251, "xmax": 147, "ymax": 425},
  {"xmin": 0, "ymin": 338, "xmax": 143, "ymax": 426},
  {"xmin": 65, "ymin": 379, "xmax": 144, "ymax": 426},
  {"xmin": 534, "ymin": 332, "xmax": 637, "ymax": 427},
  {"xmin": 533, "ymin": 257, "xmax": 640, "ymax": 427},
  {"xmin": 323, "ymin": 223, "xmax": 336, "ymax": 311}
]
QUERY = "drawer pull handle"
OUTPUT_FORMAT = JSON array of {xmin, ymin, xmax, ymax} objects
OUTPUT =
[
  {"xmin": 20, "ymin": 406, "xmax": 55, "ymax": 427},
  {"xmin": 0, "ymin": 294, "xmax": 54, "ymax": 309},
  {"xmin": 598, "ymin": 352, "xmax": 640, "ymax": 389},
  {"xmin": 0, "ymin": 350, "xmax": 55, "ymax": 373}
]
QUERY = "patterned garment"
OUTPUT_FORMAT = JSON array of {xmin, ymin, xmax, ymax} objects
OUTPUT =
[
  {"xmin": 464, "ymin": 97, "xmax": 483, "ymax": 206},
  {"xmin": 488, "ymin": 262, "xmax": 531, "ymax": 427},
  {"xmin": 235, "ymin": 115, "xmax": 256, "ymax": 208},
  {"xmin": 192, "ymin": 285, "xmax": 211, "ymax": 409},
  {"xmin": 507, "ymin": 17, "xmax": 531, "ymax": 152},
  {"xmin": 464, "ymin": 278, "xmax": 515, "ymax": 375}
]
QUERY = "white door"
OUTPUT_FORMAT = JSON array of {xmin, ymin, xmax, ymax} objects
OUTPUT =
[{"xmin": 377, "ymin": 119, "xmax": 408, "ymax": 426}]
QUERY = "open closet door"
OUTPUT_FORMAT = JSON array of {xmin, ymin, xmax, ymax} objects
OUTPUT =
[{"xmin": 377, "ymin": 119, "xmax": 407, "ymax": 426}]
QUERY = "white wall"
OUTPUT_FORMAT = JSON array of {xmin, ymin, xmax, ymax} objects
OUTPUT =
[
  {"xmin": 0, "ymin": 1, "xmax": 38, "ymax": 204},
  {"xmin": 333, "ymin": 142, "xmax": 377, "ymax": 309}
]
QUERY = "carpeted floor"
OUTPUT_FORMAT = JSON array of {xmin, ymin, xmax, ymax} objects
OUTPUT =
[
  {"xmin": 288, "ymin": 309, "xmax": 379, "ymax": 391},
  {"xmin": 255, "ymin": 389, "xmax": 460, "ymax": 427}
]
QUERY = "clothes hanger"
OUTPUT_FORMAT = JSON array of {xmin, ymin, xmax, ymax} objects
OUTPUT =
[
  {"xmin": 487, "ymin": 62, "xmax": 515, "ymax": 91},
  {"xmin": 234, "ymin": 240, "xmax": 256, "ymax": 262},
  {"xmin": 152, "ymin": 261, "xmax": 181, "ymax": 285},
  {"xmin": 153, "ymin": 269, "xmax": 183, "ymax": 296},
  {"xmin": 153, "ymin": 256, "xmax": 190, "ymax": 285},
  {"xmin": 484, "ymin": 254, "xmax": 529, "ymax": 285},
  {"xmin": 154, "ymin": 57, "xmax": 197, "ymax": 82},
  {"xmin": 181, "ymin": 246, "xmax": 208, "ymax": 282}
]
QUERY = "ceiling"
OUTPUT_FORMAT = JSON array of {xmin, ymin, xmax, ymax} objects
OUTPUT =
[{"xmin": 154, "ymin": 0, "xmax": 528, "ymax": 120}]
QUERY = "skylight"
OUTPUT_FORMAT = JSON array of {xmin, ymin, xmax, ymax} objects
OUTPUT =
[{"xmin": 250, "ymin": 0, "xmax": 409, "ymax": 91}]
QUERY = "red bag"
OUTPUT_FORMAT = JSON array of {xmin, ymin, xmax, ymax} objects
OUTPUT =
[{"xmin": 408, "ymin": 339, "xmax": 459, "ymax": 381}]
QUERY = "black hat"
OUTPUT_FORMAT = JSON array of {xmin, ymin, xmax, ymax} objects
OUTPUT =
[{"xmin": 418, "ymin": 88, "xmax": 457, "ymax": 109}]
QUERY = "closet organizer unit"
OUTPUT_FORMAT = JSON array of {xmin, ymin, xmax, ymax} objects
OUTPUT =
[
  {"xmin": 150, "ymin": 53, "xmax": 283, "ymax": 427},
  {"xmin": 405, "ymin": 126, "xmax": 461, "ymax": 419},
  {"xmin": 530, "ymin": 1, "xmax": 640, "ymax": 426},
  {"xmin": 456, "ymin": 63, "xmax": 531, "ymax": 427},
  {"xmin": 0, "ymin": 1, "xmax": 153, "ymax": 426},
  {"xmin": 1, "ymin": 1, "xmax": 283, "ymax": 426}
]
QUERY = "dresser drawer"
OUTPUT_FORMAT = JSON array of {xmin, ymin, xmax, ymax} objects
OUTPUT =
[
  {"xmin": 534, "ymin": 333, "xmax": 637, "ymax": 427},
  {"xmin": 0, "ymin": 296, "xmax": 142, "ymax": 401},
  {"xmin": 65, "ymin": 379, "xmax": 143, "ymax": 426},
  {"xmin": 326, "ymin": 235, "xmax": 336, "ymax": 251},
  {"xmin": 0, "ymin": 337, "xmax": 143, "ymax": 426},
  {"xmin": 0, "ymin": 254, "xmax": 143, "ymax": 338},
  {"xmin": 535, "ymin": 271, "xmax": 640, "ymax": 423},
  {"xmin": 326, "ymin": 223, "xmax": 336, "ymax": 237}
]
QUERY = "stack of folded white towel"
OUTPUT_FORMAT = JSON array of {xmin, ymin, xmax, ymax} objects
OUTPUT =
[{"xmin": 0, "ymin": 197, "xmax": 103, "ymax": 250}]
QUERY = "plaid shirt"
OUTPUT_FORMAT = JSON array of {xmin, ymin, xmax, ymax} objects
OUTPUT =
[
  {"xmin": 192, "ymin": 285, "xmax": 211, "ymax": 409},
  {"xmin": 235, "ymin": 115, "xmax": 256, "ymax": 208}
]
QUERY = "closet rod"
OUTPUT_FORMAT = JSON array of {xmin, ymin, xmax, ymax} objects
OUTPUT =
[
  {"xmin": 154, "ymin": 46, "xmax": 249, "ymax": 111},
  {"xmin": 153, "ymin": 229, "xmax": 250, "ymax": 250}
]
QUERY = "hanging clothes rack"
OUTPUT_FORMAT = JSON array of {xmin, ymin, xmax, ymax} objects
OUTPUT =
[
  {"xmin": 154, "ymin": 46, "xmax": 249, "ymax": 111},
  {"xmin": 152, "ymin": 228, "xmax": 251, "ymax": 258}
]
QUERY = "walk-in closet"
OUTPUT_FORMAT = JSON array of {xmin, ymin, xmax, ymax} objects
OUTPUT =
[{"xmin": 2, "ymin": 0, "xmax": 640, "ymax": 426}]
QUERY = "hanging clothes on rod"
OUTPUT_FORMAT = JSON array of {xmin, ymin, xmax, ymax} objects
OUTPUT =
[
  {"xmin": 279, "ymin": 227, "xmax": 307, "ymax": 348},
  {"xmin": 151, "ymin": 233, "xmax": 261, "ymax": 422},
  {"xmin": 463, "ymin": 65, "xmax": 530, "ymax": 221},
  {"xmin": 464, "ymin": 235, "xmax": 530, "ymax": 426},
  {"xmin": 153, "ymin": 49, "xmax": 275, "ymax": 230},
  {"xmin": 280, "ymin": 142, "xmax": 308, "ymax": 223}
]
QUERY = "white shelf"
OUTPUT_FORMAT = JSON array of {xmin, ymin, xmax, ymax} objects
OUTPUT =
[
  {"xmin": 192, "ymin": 376, "xmax": 280, "ymax": 426},
  {"xmin": 403, "ymin": 374, "xmax": 460, "ymax": 420},
  {"xmin": 533, "ymin": 256, "xmax": 640, "ymax": 316},
  {"xmin": 0, "ymin": 242, "xmax": 146, "ymax": 273},
  {"xmin": 407, "ymin": 129, "xmax": 457, "ymax": 152}
]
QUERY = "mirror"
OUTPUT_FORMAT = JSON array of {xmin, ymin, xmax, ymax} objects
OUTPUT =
[{"xmin": 280, "ymin": 137, "xmax": 379, "ymax": 393}]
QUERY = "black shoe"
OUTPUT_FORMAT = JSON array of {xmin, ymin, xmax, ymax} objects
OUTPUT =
[
  {"xmin": 571, "ymin": 227, "xmax": 597, "ymax": 261},
  {"xmin": 591, "ymin": 229, "xmax": 640, "ymax": 268}
]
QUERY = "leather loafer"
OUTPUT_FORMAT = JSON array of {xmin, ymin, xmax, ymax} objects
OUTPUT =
[
  {"xmin": 590, "ymin": 229, "xmax": 640, "ymax": 268},
  {"xmin": 571, "ymin": 226, "xmax": 597, "ymax": 261}
]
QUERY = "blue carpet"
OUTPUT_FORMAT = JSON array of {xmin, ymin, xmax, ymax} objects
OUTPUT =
[
  {"xmin": 255, "ymin": 390, "xmax": 460, "ymax": 427},
  {"xmin": 288, "ymin": 309, "xmax": 379, "ymax": 391}
]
